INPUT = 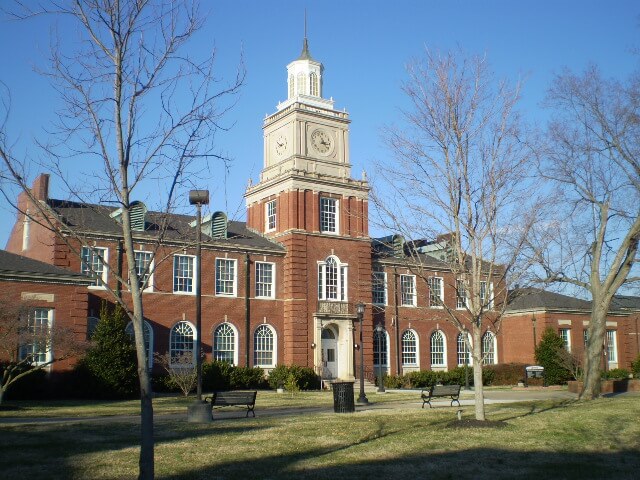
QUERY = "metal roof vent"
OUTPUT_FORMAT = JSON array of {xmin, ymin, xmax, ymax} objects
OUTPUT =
[
  {"xmin": 110, "ymin": 201, "xmax": 147, "ymax": 232},
  {"xmin": 193, "ymin": 211, "xmax": 227, "ymax": 239}
]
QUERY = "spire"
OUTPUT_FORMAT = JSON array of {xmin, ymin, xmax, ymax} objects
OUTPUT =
[{"xmin": 298, "ymin": 9, "xmax": 313, "ymax": 60}]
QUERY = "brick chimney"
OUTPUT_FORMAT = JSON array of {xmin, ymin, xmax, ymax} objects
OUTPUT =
[{"xmin": 32, "ymin": 174, "xmax": 50, "ymax": 201}]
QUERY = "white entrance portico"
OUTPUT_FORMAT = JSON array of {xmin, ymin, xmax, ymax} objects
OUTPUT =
[{"xmin": 314, "ymin": 301, "xmax": 356, "ymax": 381}]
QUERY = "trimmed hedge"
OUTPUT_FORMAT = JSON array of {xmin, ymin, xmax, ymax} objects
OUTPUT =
[
  {"xmin": 603, "ymin": 368, "xmax": 630, "ymax": 380},
  {"xmin": 484, "ymin": 363, "xmax": 529, "ymax": 386},
  {"xmin": 267, "ymin": 365, "xmax": 320, "ymax": 391},
  {"xmin": 201, "ymin": 361, "xmax": 268, "ymax": 391},
  {"xmin": 381, "ymin": 366, "xmax": 494, "ymax": 389},
  {"xmin": 632, "ymin": 354, "xmax": 640, "ymax": 378}
]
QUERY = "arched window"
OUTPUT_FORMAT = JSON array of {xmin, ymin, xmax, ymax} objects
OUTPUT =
[
  {"xmin": 254, "ymin": 324, "xmax": 276, "ymax": 367},
  {"xmin": 126, "ymin": 320, "xmax": 154, "ymax": 369},
  {"xmin": 430, "ymin": 330, "xmax": 446, "ymax": 367},
  {"xmin": 482, "ymin": 331, "xmax": 497, "ymax": 365},
  {"xmin": 296, "ymin": 72, "xmax": 306, "ymax": 95},
  {"xmin": 214, "ymin": 323, "xmax": 236, "ymax": 364},
  {"xmin": 318, "ymin": 256, "xmax": 348, "ymax": 301},
  {"xmin": 170, "ymin": 321, "xmax": 195, "ymax": 365},
  {"xmin": 401, "ymin": 330, "xmax": 418, "ymax": 366},
  {"xmin": 457, "ymin": 332, "xmax": 472, "ymax": 366},
  {"xmin": 310, "ymin": 72, "xmax": 319, "ymax": 96},
  {"xmin": 373, "ymin": 328, "xmax": 388, "ymax": 368},
  {"xmin": 288, "ymin": 74, "xmax": 295, "ymax": 98}
]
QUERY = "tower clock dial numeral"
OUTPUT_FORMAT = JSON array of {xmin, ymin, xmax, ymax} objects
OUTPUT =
[{"xmin": 310, "ymin": 129, "xmax": 333, "ymax": 155}]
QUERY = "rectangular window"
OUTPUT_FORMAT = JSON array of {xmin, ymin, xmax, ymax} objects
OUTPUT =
[
  {"xmin": 583, "ymin": 329, "xmax": 589, "ymax": 346},
  {"xmin": 456, "ymin": 279, "xmax": 467, "ymax": 309},
  {"xmin": 265, "ymin": 200, "xmax": 277, "ymax": 231},
  {"xmin": 400, "ymin": 275, "xmax": 416, "ymax": 307},
  {"xmin": 559, "ymin": 328, "xmax": 571, "ymax": 352},
  {"xmin": 606, "ymin": 330, "xmax": 618, "ymax": 363},
  {"xmin": 173, "ymin": 255, "xmax": 195, "ymax": 293},
  {"xmin": 255, "ymin": 262, "xmax": 275, "ymax": 299},
  {"xmin": 19, "ymin": 308, "xmax": 53, "ymax": 365},
  {"xmin": 216, "ymin": 258, "xmax": 237, "ymax": 296},
  {"xmin": 372, "ymin": 269, "xmax": 387, "ymax": 306},
  {"xmin": 428, "ymin": 277, "xmax": 444, "ymax": 307},
  {"xmin": 480, "ymin": 281, "xmax": 494, "ymax": 309},
  {"xmin": 320, "ymin": 197, "xmax": 338, "ymax": 234},
  {"xmin": 134, "ymin": 251, "xmax": 153, "ymax": 291},
  {"xmin": 81, "ymin": 246, "xmax": 108, "ymax": 287}
]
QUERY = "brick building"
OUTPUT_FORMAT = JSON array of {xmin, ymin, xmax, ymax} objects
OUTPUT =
[{"xmin": 4, "ymin": 40, "xmax": 640, "ymax": 379}]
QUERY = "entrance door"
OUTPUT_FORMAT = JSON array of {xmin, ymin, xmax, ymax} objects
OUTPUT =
[{"xmin": 321, "ymin": 327, "xmax": 338, "ymax": 379}]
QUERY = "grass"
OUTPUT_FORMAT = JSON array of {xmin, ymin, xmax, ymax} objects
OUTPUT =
[{"xmin": 1, "ymin": 391, "xmax": 639, "ymax": 479}]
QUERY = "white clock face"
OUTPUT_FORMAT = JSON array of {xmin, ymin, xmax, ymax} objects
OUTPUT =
[
  {"xmin": 310, "ymin": 129, "xmax": 333, "ymax": 155},
  {"xmin": 275, "ymin": 135, "xmax": 288, "ymax": 157}
]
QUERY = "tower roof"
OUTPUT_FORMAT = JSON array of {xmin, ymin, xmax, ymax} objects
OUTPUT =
[{"xmin": 298, "ymin": 37, "xmax": 313, "ymax": 61}]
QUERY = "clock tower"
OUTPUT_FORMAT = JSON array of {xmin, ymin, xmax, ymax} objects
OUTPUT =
[{"xmin": 245, "ymin": 36, "xmax": 371, "ymax": 380}]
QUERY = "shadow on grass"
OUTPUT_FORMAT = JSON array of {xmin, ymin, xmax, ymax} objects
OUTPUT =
[{"xmin": 162, "ymin": 447, "xmax": 640, "ymax": 480}]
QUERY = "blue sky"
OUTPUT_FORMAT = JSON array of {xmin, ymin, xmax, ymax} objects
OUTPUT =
[{"xmin": 1, "ymin": 0, "xmax": 638, "ymax": 247}]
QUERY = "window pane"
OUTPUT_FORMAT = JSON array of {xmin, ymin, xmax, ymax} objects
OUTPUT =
[
  {"xmin": 320, "ymin": 197, "xmax": 337, "ymax": 233},
  {"xmin": 19, "ymin": 308, "xmax": 51, "ymax": 365},
  {"xmin": 134, "ymin": 251, "xmax": 153, "ymax": 289},
  {"xmin": 254, "ymin": 325, "xmax": 274, "ymax": 366},
  {"xmin": 81, "ymin": 246, "xmax": 106, "ymax": 286},
  {"xmin": 457, "ymin": 333, "xmax": 471, "ymax": 365},
  {"xmin": 372, "ymin": 270, "xmax": 386, "ymax": 305},
  {"xmin": 606, "ymin": 330, "xmax": 617, "ymax": 363},
  {"xmin": 456, "ymin": 279, "xmax": 467, "ymax": 309},
  {"xmin": 214, "ymin": 323, "xmax": 235, "ymax": 364},
  {"xmin": 429, "ymin": 277, "xmax": 443, "ymax": 306},
  {"xmin": 173, "ymin": 256, "xmax": 194, "ymax": 293},
  {"xmin": 256, "ymin": 262, "xmax": 274, "ymax": 298},
  {"xmin": 170, "ymin": 321, "xmax": 194, "ymax": 363},
  {"xmin": 373, "ymin": 329, "xmax": 387, "ymax": 366},
  {"xmin": 430, "ymin": 330, "xmax": 445, "ymax": 366},
  {"xmin": 400, "ymin": 275, "xmax": 415, "ymax": 306},
  {"xmin": 266, "ymin": 200, "xmax": 277, "ymax": 231},
  {"xmin": 216, "ymin": 259, "xmax": 236, "ymax": 295},
  {"xmin": 482, "ymin": 332, "xmax": 495, "ymax": 365},
  {"xmin": 126, "ymin": 321, "xmax": 152, "ymax": 368},
  {"xmin": 402, "ymin": 330, "xmax": 417, "ymax": 365}
]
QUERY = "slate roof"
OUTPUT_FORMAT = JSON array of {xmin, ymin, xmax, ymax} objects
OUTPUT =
[
  {"xmin": 0, "ymin": 250, "xmax": 92, "ymax": 285},
  {"xmin": 506, "ymin": 287, "xmax": 640, "ymax": 313},
  {"xmin": 48, "ymin": 199, "xmax": 285, "ymax": 253}
]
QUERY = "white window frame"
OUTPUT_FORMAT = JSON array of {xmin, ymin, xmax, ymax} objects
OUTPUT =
[
  {"xmin": 254, "ymin": 324, "xmax": 277, "ymax": 368},
  {"xmin": 400, "ymin": 274, "xmax": 417, "ymax": 307},
  {"xmin": 430, "ymin": 330, "xmax": 447, "ymax": 368},
  {"xmin": 401, "ymin": 329, "xmax": 419, "ymax": 367},
  {"xmin": 81, "ymin": 246, "xmax": 108, "ymax": 289},
  {"xmin": 255, "ymin": 261, "xmax": 275, "ymax": 299},
  {"xmin": 372, "ymin": 268, "xmax": 387, "ymax": 306},
  {"xmin": 559, "ymin": 328, "xmax": 571, "ymax": 352},
  {"xmin": 265, "ymin": 200, "xmax": 277, "ymax": 232},
  {"xmin": 318, "ymin": 255, "xmax": 348, "ymax": 301},
  {"xmin": 320, "ymin": 197, "xmax": 339, "ymax": 234},
  {"xmin": 126, "ymin": 320, "xmax": 154, "ymax": 369},
  {"xmin": 173, "ymin": 254, "xmax": 195, "ymax": 294},
  {"xmin": 428, "ymin": 276, "xmax": 444, "ymax": 308},
  {"xmin": 169, "ymin": 321, "xmax": 196, "ymax": 365},
  {"xmin": 457, "ymin": 332, "xmax": 473, "ymax": 366},
  {"xmin": 215, "ymin": 258, "xmax": 238, "ymax": 297},
  {"xmin": 606, "ymin": 330, "xmax": 618, "ymax": 364},
  {"xmin": 213, "ymin": 322, "xmax": 238, "ymax": 365},
  {"xmin": 480, "ymin": 281, "xmax": 495, "ymax": 309},
  {"xmin": 133, "ymin": 250, "xmax": 154, "ymax": 292},
  {"xmin": 456, "ymin": 279, "xmax": 468, "ymax": 310},
  {"xmin": 19, "ymin": 308, "xmax": 53, "ymax": 366},
  {"xmin": 482, "ymin": 331, "xmax": 498, "ymax": 365}
]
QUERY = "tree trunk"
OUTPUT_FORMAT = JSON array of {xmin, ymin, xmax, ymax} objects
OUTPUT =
[
  {"xmin": 472, "ymin": 329, "xmax": 486, "ymax": 421},
  {"xmin": 580, "ymin": 304, "xmax": 608, "ymax": 400}
]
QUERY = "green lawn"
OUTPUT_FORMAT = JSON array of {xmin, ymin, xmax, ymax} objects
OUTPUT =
[{"xmin": 1, "ymin": 392, "xmax": 639, "ymax": 479}]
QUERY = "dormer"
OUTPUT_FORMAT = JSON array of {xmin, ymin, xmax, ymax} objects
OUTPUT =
[
  {"xmin": 110, "ymin": 201, "xmax": 147, "ymax": 232},
  {"xmin": 190, "ymin": 211, "xmax": 227, "ymax": 239}
]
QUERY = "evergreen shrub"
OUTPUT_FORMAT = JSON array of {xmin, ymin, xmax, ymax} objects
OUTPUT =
[
  {"xmin": 534, "ymin": 328, "xmax": 572, "ymax": 385},
  {"xmin": 631, "ymin": 355, "xmax": 640, "ymax": 378},
  {"xmin": 484, "ymin": 363, "xmax": 529, "ymax": 385},
  {"xmin": 602, "ymin": 368, "xmax": 630, "ymax": 380}
]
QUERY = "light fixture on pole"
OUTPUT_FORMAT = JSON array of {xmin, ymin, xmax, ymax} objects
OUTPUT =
[
  {"xmin": 187, "ymin": 189, "xmax": 210, "ymax": 423},
  {"xmin": 375, "ymin": 323, "xmax": 386, "ymax": 393},
  {"xmin": 356, "ymin": 302, "xmax": 368, "ymax": 405}
]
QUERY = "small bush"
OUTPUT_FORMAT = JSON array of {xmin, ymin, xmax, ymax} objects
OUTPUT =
[
  {"xmin": 383, "ymin": 374, "xmax": 407, "ymax": 389},
  {"xmin": 382, "ymin": 367, "xmax": 493, "ymax": 389},
  {"xmin": 631, "ymin": 355, "xmax": 640, "ymax": 378},
  {"xmin": 230, "ymin": 366, "xmax": 268, "ymax": 389},
  {"xmin": 2, "ymin": 365, "xmax": 48, "ymax": 400},
  {"xmin": 603, "ymin": 368, "xmax": 630, "ymax": 380},
  {"xmin": 267, "ymin": 365, "xmax": 320, "ymax": 390},
  {"xmin": 202, "ymin": 361, "xmax": 234, "ymax": 391}
]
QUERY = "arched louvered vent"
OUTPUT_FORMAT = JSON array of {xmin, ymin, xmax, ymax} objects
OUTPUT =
[
  {"xmin": 130, "ymin": 201, "xmax": 147, "ymax": 232},
  {"xmin": 392, "ymin": 234, "xmax": 405, "ymax": 258},
  {"xmin": 210, "ymin": 211, "xmax": 227, "ymax": 239}
]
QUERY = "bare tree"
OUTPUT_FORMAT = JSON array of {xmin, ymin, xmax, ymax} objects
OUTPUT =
[
  {"xmin": 374, "ymin": 49, "xmax": 538, "ymax": 421},
  {"xmin": 1, "ymin": 1, "xmax": 243, "ymax": 478},
  {"xmin": 0, "ymin": 295, "xmax": 86, "ymax": 405},
  {"xmin": 529, "ymin": 65, "xmax": 639, "ymax": 400}
]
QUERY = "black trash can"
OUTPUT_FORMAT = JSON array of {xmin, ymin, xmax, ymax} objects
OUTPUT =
[{"xmin": 332, "ymin": 381, "xmax": 355, "ymax": 413}]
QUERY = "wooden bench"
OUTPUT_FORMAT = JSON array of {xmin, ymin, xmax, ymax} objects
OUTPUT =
[
  {"xmin": 421, "ymin": 384, "xmax": 461, "ymax": 408},
  {"xmin": 204, "ymin": 391, "xmax": 257, "ymax": 418}
]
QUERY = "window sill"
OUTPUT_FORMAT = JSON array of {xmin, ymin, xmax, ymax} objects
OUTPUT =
[
  {"xmin": 173, "ymin": 291, "xmax": 195, "ymax": 296},
  {"xmin": 255, "ymin": 296, "xmax": 275, "ymax": 300},
  {"xmin": 215, "ymin": 293, "xmax": 237, "ymax": 298},
  {"xmin": 88, "ymin": 285, "xmax": 107, "ymax": 290}
]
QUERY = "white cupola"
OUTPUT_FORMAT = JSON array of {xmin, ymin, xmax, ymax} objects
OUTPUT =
[{"xmin": 277, "ymin": 37, "xmax": 335, "ymax": 112}]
